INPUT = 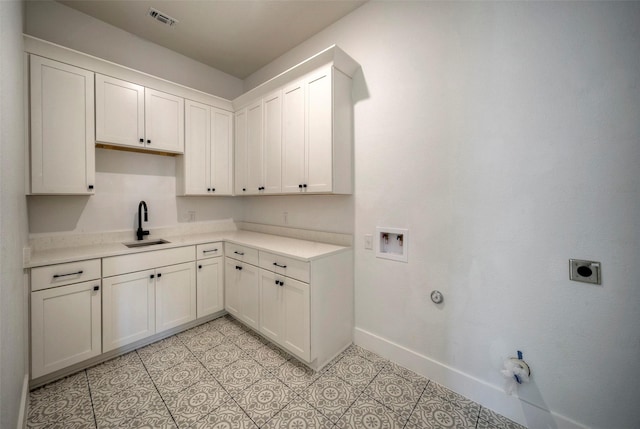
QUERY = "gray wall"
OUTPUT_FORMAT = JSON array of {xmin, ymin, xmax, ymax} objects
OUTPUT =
[
  {"xmin": 244, "ymin": 2, "xmax": 640, "ymax": 428},
  {"xmin": 0, "ymin": 1, "xmax": 28, "ymax": 427}
]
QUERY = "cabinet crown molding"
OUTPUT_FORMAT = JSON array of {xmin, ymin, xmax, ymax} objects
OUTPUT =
[
  {"xmin": 232, "ymin": 45, "xmax": 360, "ymax": 110},
  {"xmin": 24, "ymin": 35, "xmax": 359, "ymax": 113}
]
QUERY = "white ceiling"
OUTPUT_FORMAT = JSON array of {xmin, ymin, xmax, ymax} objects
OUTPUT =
[{"xmin": 57, "ymin": 0, "xmax": 366, "ymax": 79}]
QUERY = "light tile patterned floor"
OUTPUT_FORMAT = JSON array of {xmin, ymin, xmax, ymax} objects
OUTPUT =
[{"xmin": 27, "ymin": 315, "xmax": 527, "ymax": 429}]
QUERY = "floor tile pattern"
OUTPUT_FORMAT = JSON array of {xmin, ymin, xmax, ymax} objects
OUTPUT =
[{"xmin": 28, "ymin": 315, "xmax": 527, "ymax": 428}]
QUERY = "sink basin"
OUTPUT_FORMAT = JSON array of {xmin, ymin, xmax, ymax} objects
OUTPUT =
[{"xmin": 123, "ymin": 239, "xmax": 170, "ymax": 248}]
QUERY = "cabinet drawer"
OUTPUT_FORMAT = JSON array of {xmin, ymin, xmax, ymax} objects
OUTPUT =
[
  {"xmin": 196, "ymin": 242, "xmax": 223, "ymax": 260},
  {"xmin": 225, "ymin": 243, "xmax": 259, "ymax": 266},
  {"xmin": 32, "ymin": 259, "xmax": 101, "ymax": 291},
  {"xmin": 103, "ymin": 246, "xmax": 195, "ymax": 277},
  {"xmin": 259, "ymin": 252, "xmax": 310, "ymax": 283}
]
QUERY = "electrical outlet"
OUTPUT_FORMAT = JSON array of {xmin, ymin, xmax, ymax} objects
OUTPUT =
[
  {"xmin": 188, "ymin": 211, "xmax": 196, "ymax": 222},
  {"xmin": 569, "ymin": 259, "xmax": 601, "ymax": 285},
  {"xmin": 364, "ymin": 234, "xmax": 373, "ymax": 250},
  {"xmin": 283, "ymin": 212, "xmax": 288, "ymax": 225}
]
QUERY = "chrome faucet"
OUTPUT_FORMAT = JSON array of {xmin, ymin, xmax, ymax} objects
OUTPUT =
[{"xmin": 136, "ymin": 201, "xmax": 149, "ymax": 240}]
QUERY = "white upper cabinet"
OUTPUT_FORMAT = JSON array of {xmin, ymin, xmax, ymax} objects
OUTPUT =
[
  {"xmin": 211, "ymin": 108, "xmax": 233, "ymax": 194},
  {"xmin": 263, "ymin": 90, "xmax": 283, "ymax": 194},
  {"xmin": 95, "ymin": 74, "xmax": 184, "ymax": 154},
  {"xmin": 234, "ymin": 108, "xmax": 248, "ymax": 195},
  {"xmin": 178, "ymin": 100, "xmax": 232, "ymax": 195},
  {"xmin": 95, "ymin": 74, "xmax": 144, "ymax": 148},
  {"xmin": 235, "ymin": 93, "xmax": 284, "ymax": 196},
  {"xmin": 246, "ymin": 101, "xmax": 264, "ymax": 194},
  {"xmin": 235, "ymin": 100, "xmax": 264, "ymax": 195},
  {"xmin": 305, "ymin": 68, "xmax": 333, "ymax": 193},
  {"xmin": 283, "ymin": 66, "xmax": 352, "ymax": 194},
  {"xmin": 145, "ymin": 88, "xmax": 185, "ymax": 153},
  {"xmin": 281, "ymin": 81, "xmax": 306, "ymax": 193},
  {"xmin": 235, "ymin": 63, "xmax": 354, "ymax": 196},
  {"xmin": 30, "ymin": 55, "xmax": 95, "ymax": 195}
]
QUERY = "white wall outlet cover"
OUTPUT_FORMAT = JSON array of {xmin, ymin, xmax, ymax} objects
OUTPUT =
[
  {"xmin": 364, "ymin": 234, "xmax": 373, "ymax": 250},
  {"xmin": 375, "ymin": 227, "xmax": 408, "ymax": 262}
]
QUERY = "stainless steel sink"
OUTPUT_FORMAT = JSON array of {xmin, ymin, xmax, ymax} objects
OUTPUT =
[{"xmin": 123, "ymin": 239, "xmax": 170, "ymax": 248}]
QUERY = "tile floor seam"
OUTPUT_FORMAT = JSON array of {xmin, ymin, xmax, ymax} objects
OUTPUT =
[
  {"xmin": 189, "ymin": 394, "xmax": 236, "ymax": 429},
  {"xmin": 135, "ymin": 349, "xmax": 181, "ymax": 429},
  {"xmin": 401, "ymin": 380, "xmax": 430, "ymax": 429},
  {"xmin": 84, "ymin": 369, "xmax": 99, "ymax": 429},
  {"xmin": 328, "ymin": 377, "xmax": 370, "ymax": 426}
]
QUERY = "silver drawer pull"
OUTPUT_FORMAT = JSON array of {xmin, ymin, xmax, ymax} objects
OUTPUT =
[
  {"xmin": 53, "ymin": 270, "xmax": 83, "ymax": 279},
  {"xmin": 203, "ymin": 249, "xmax": 218, "ymax": 254},
  {"xmin": 234, "ymin": 251, "xmax": 245, "ymax": 256},
  {"xmin": 273, "ymin": 262, "xmax": 287, "ymax": 269}
]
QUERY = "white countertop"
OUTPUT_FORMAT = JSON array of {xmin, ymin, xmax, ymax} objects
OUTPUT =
[{"xmin": 26, "ymin": 230, "xmax": 350, "ymax": 268}]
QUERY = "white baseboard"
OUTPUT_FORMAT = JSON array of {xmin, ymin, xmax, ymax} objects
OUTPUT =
[
  {"xmin": 354, "ymin": 327, "xmax": 587, "ymax": 429},
  {"xmin": 17, "ymin": 373, "xmax": 28, "ymax": 429}
]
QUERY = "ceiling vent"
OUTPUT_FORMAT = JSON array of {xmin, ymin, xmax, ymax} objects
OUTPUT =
[{"xmin": 147, "ymin": 7, "xmax": 178, "ymax": 27}]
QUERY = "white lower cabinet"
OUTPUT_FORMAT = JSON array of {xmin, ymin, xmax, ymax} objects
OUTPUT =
[
  {"xmin": 229, "ymin": 247, "xmax": 353, "ymax": 370},
  {"xmin": 29, "ymin": 235, "xmax": 352, "ymax": 382},
  {"xmin": 155, "ymin": 262, "xmax": 197, "ymax": 334},
  {"xmin": 102, "ymin": 246, "xmax": 197, "ymax": 353},
  {"xmin": 224, "ymin": 257, "xmax": 259, "ymax": 329},
  {"xmin": 259, "ymin": 269, "xmax": 310, "ymax": 361},
  {"xmin": 196, "ymin": 244, "xmax": 224, "ymax": 318},
  {"xmin": 102, "ymin": 269, "xmax": 156, "ymax": 353},
  {"xmin": 103, "ymin": 262, "xmax": 196, "ymax": 352},
  {"xmin": 31, "ymin": 280, "xmax": 102, "ymax": 379}
]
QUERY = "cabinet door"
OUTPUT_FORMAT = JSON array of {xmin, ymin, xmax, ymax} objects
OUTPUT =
[
  {"xmin": 305, "ymin": 69, "xmax": 333, "ymax": 193},
  {"xmin": 281, "ymin": 81, "xmax": 306, "ymax": 193},
  {"xmin": 225, "ymin": 259, "xmax": 259, "ymax": 329},
  {"xmin": 210, "ymin": 107, "xmax": 233, "ymax": 195},
  {"xmin": 183, "ymin": 99, "xmax": 210, "ymax": 195},
  {"xmin": 263, "ymin": 91, "xmax": 282, "ymax": 194},
  {"xmin": 156, "ymin": 262, "xmax": 196, "ymax": 333},
  {"xmin": 95, "ymin": 74, "xmax": 144, "ymax": 148},
  {"xmin": 30, "ymin": 56, "xmax": 95, "ymax": 194},
  {"xmin": 224, "ymin": 258, "xmax": 241, "ymax": 317},
  {"xmin": 258, "ymin": 269, "xmax": 283, "ymax": 343},
  {"xmin": 245, "ymin": 101, "xmax": 264, "ymax": 194},
  {"xmin": 281, "ymin": 277, "xmax": 311, "ymax": 361},
  {"xmin": 197, "ymin": 257, "xmax": 224, "ymax": 318},
  {"xmin": 145, "ymin": 88, "xmax": 184, "ymax": 153},
  {"xmin": 238, "ymin": 262, "xmax": 260, "ymax": 329},
  {"xmin": 234, "ymin": 109, "xmax": 248, "ymax": 195},
  {"xmin": 103, "ymin": 270, "xmax": 155, "ymax": 352},
  {"xmin": 31, "ymin": 280, "xmax": 101, "ymax": 378}
]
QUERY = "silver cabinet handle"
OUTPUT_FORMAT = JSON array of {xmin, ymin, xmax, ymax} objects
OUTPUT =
[
  {"xmin": 53, "ymin": 270, "xmax": 83, "ymax": 279},
  {"xmin": 203, "ymin": 249, "xmax": 218, "ymax": 254}
]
